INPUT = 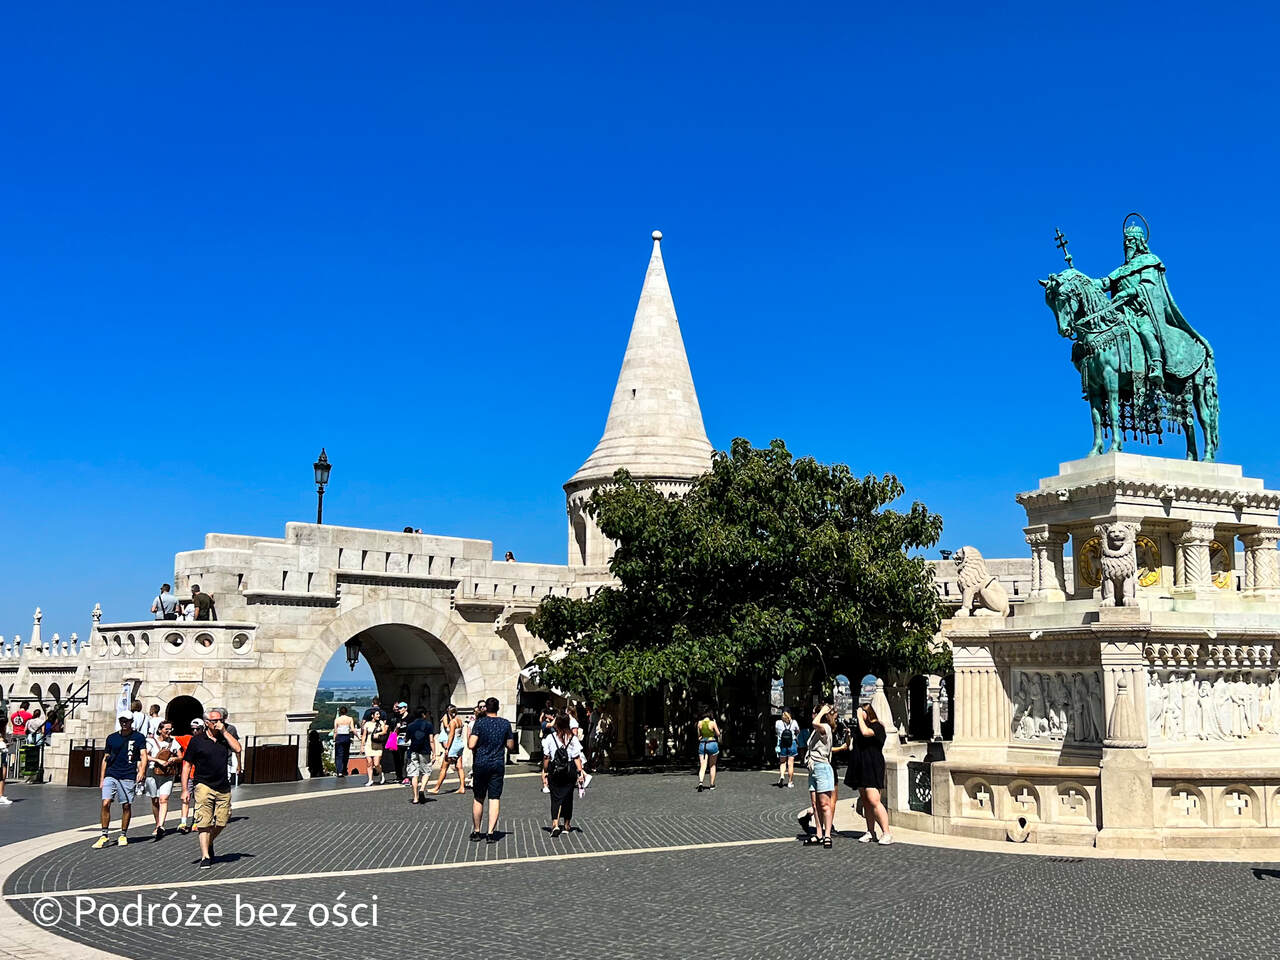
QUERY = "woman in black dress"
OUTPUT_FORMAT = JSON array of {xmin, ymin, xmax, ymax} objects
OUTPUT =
[{"xmin": 844, "ymin": 702, "xmax": 893, "ymax": 844}]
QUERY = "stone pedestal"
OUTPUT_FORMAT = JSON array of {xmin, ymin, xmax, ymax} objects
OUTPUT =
[{"xmin": 1017, "ymin": 454, "xmax": 1280, "ymax": 601}]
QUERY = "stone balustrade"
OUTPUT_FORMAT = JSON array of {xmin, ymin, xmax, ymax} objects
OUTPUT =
[
  {"xmin": 0, "ymin": 632, "xmax": 87, "ymax": 660},
  {"xmin": 92, "ymin": 621, "xmax": 257, "ymax": 660}
]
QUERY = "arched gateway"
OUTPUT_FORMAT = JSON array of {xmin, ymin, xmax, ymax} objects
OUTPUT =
[{"xmin": 73, "ymin": 525, "xmax": 579, "ymax": 778}]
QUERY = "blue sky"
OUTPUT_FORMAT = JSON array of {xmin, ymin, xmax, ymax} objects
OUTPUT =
[{"xmin": 3, "ymin": 3, "xmax": 1279, "ymax": 679}]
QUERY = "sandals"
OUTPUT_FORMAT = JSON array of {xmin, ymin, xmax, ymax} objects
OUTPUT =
[
  {"xmin": 804, "ymin": 835, "xmax": 823, "ymax": 846},
  {"xmin": 822, "ymin": 837, "xmax": 833, "ymax": 849}
]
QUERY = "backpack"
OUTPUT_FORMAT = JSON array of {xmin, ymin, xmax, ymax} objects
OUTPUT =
[
  {"xmin": 549, "ymin": 738, "xmax": 574, "ymax": 782},
  {"xmin": 779, "ymin": 723, "xmax": 794, "ymax": 750}
]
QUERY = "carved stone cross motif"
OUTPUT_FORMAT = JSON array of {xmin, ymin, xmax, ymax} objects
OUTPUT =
[
  {"xmin": 1226, "ymin": 791, "xmax": 1250, "ymax": 816},
  {"xmin": 1015, "ymin": 788, "xmax": 1035, "ymax": 809},
  {"xmin": 1173, "ymin": 791, "xmax": 1199, "ymax": 816},
  {"xmin": 1060, "ymin": 789, "xmax": 1086, "ymax": 814},
  {"xmin": 975, "ymin": 788, "xmax": 991, "ymax": 809}
]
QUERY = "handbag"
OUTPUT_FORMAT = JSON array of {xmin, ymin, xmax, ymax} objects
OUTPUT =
[{"xmin": 385, "ymin": 730, "xmax": 398, "ymax": 752}]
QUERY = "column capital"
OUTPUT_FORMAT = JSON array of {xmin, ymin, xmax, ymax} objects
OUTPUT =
[
  {"xmin": 1024, "ymin": 524, "xmax": 1069, "ymax": 547},
  {"xmin": 1174, "ymin": 520, "xmax": 1217, "ymax": 546},
  {"xmin": 1241, "ymin": 525, "xmax": 1280, "ymax": 547}
]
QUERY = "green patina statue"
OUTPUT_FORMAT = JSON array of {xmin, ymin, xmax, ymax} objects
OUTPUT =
[{"xmin": 1040, "ymin": 214, "xmax": 1220, "ymax": 461}]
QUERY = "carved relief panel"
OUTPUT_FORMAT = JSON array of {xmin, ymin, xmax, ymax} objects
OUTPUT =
[
  {"xmin": 1009, "ymin": 669, "xmax": 1103, "ymax": 744},
  {"xmin": 1144, "ymin": 643, "xmax": 1278, "ymax": 742}
]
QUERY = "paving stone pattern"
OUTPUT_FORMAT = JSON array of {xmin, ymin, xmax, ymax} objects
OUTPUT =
[{"xmin": 8, "ymin": 771, "xmax": 1280, "ymax": 959}]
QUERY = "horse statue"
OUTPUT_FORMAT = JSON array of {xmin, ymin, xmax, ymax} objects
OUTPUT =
[{"xmin": 1040, "ymin": 217, "xmax": 1220, "ymax": 461}]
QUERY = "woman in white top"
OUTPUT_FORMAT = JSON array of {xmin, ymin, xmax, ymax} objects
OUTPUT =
[
  {"xmin": 540, "ymin": 713, "xmax": 585, "ymax": 837},
  {"xmin": 775, "ymin": 710, "xmax": 800, "ymax": 788},
  {"xmin": 332, "ymin": 706, "xmax": 356, "ymax": 778},
  {"xmin": 805, "ymin": 703, "xmax": 837, "ymax": 848},
  {"xmin": 145, "ymin": 720, "xmax": 182, "ymax": 838}
]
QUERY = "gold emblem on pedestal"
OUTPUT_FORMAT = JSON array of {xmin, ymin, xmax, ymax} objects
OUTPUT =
[
  {"xmin": 1210, "ymin": 540, "xmax": 1232, "ymax": 589},
  {"xmin": 1078, "ymin": 534, "xmax": 1161, "ymax": 588},
  {"xmin": 1136, "ymin": 535, "xmax": 1161, "ymax": 587}
]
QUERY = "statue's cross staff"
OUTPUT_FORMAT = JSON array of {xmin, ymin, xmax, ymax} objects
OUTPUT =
[{"xmin": 1055, "ymin": 227, "xmax": 1073, "ymax": 267}]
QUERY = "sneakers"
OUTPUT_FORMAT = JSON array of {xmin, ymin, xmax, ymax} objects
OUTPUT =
[
  {"xmin": 485, "ymin": 833, "xmax": 500, "ymax": 844},
  {"xmin": 550, "ymin": 824, "xmax": 563, "ymax": 838},
  {"xmin": 468, "ymin": 831, "xmax": 484, "ymax": 842},
  {"xmin": 777, "ymin": 778, "xmax": 786, "ymax": 788},
  {"xmin": 116, "ymin": 835, "xmax": 128, "ymax": 846},
  {"xmin": 787, "ymin": 782, "xmax": 795, "ymax": 789},
  {"xmin": 858, "ymin": 832, "xmax": 875, "ymax": 843},
  {"xmin": 541, "ymin": 785, "xmax": 550, "ymax": 794},
  {"xmin": 177, "ymin": 821, "xmax": 191, "ymax": 834},
  {"xmin": 696, "ymin": 782, "xmax": 705, "ymax": 792},
  {"xmin": 878, "ymin": 834, "xmax": 895, "ymax": 846},
  {"xmin": 92, "ymin": 834, "xmax": 111, "ymax": 849},
  {"xmin": 0, "ymin": 796, "xmax": 12, "ymax": 805},
  {"xmin": 709, "ymin": 784, "xmax": 716, "ymax": 791},
  {"xmin": 199, "ymin": 857, "xmax": 212, "ymax": 870}
]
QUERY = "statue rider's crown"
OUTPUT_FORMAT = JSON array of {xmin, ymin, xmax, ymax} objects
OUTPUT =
[{"xmin": 1122, "ymin": 213, "xmax": 1149, "ymax": 243}]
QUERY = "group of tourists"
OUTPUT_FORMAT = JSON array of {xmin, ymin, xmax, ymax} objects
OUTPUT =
[
  {"xmin": 68, "ymin": 682, "xmax": 891, "ymax": 873},
  {"xmin": 149, "ymin": 582, "xmax": 216, "ymax": 621},
  {"xmin": 95, "ymin": 705, "xmax": 239, "ymax": 870},
  {"xmin": 797, "ymin": 700, "xmax": 892, "ymax": 847},
  {"xmin": 331, "ymin": 696, "xmax": 599, "ymax": 840},
  {"xmin": 692, "ymin": 696, "xmax": 893, "ymax": 847}
]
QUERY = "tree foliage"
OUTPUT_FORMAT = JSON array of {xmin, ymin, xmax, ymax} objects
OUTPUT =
[{"xmin": 528, "ymin": 438, "xmax": 947, "ymax": 700}]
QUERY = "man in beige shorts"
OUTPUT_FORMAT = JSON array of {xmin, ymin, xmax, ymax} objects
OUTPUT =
[{"xmin": 180, "ymin": 707, "xmax": 241, "ymax": 870}]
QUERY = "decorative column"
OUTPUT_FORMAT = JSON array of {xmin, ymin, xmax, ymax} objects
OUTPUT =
[
  {"xmin": 1173, "ymin": 521, "xmax": 1215, "ymax": 595},
  {"xmin": 948, "ymin": 636, "xmax": 1009, "ymax": 748},
  {"xmin": 1096, "ymin": 627, "xmax": 1156, "ymax": 846},
  {"xmin": 1242, "ymin": 526, "xmax": 1280, "ymax": 600},
  {"xmin": 1024, "ymin": 525, "xmax": 1069, "ymax": 602}
]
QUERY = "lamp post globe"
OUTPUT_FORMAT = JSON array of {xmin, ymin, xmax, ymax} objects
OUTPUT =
[{"xmin": 313, "ymin": 448, "xmax": 331, "ymax": 524}]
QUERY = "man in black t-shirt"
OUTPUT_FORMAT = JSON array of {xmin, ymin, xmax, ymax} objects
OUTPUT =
[{"xmin": 181, "ymin": 708, "xmax": 241, "ymax": 870}]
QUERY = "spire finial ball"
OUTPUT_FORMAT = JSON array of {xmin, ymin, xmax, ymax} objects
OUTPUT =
[{"xmin": 652, "ymin": 230, "xmax": 662, "ymax": 241}]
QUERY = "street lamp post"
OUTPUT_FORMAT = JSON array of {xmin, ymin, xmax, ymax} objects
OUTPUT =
[
  {"xmin": 314, "ymin": 448, "xmax": 332, "ymax": 524},
  {"xmin": 345, "ymin": 637, "xmax": 362, "ymax": 671}
]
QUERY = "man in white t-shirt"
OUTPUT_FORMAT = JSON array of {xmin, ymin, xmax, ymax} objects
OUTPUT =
[
  {"xmin": 142, "ymin": 704, "xmax": 163, "ymax": 738},
  {"xmin": 145, "ymin": 720, "xmax": 182, "ymax": 838}
]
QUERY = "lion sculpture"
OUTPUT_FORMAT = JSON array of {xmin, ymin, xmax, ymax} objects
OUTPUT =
[
  {"xmin": 1097, "ymin": 522, "xmax": 1138, "ymax": 607},
  {"xmin": 953, "ymin": 546, "xmax": 1011, "ymax": 618}
]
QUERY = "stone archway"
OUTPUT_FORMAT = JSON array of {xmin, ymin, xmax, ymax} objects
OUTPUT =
[
  {"xmin": 289, "ymin": 598, "xmax": 488, "ymax": 717},
  {"xmin": 166, "ymin": 695, "xmax": 205, "ymax": 735}
]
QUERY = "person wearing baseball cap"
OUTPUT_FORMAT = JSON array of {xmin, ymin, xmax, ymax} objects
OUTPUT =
[
  {"xmin": 391, "ymin": 702, "xmax": 411, "ymax": 784},
  {"xmin": 94, "ymin": 712, "xmax": 148, "ymax": 848},
  {"xmin": 174, "ymin": 718, "xmax": 205, "ymax": 834}
]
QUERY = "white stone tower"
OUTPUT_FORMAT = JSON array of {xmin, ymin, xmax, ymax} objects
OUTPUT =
[{"xmin": 565, "ymin": 230, "xmax": 713, "ymax": 568}]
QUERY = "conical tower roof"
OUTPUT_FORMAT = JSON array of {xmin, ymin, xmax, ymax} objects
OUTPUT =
[{"xmin": 567, "ymin": 231, "xmax": 713, "ymax": 489}]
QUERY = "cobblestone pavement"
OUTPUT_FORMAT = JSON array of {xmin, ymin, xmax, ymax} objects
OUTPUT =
[{"xmin": 6, "ymin": 770, "xmax": 1280, "ymax": 960}]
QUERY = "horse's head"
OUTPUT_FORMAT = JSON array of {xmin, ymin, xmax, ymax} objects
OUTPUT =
[{"xmin": 1039, "ymin": 268, "xmax": 1092, "ymax": 339}]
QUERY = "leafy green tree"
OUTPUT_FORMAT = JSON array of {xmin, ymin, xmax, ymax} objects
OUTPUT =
[{"xmin": 528, "ymin": 439, "xmax": 947, "ymax": 704}]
